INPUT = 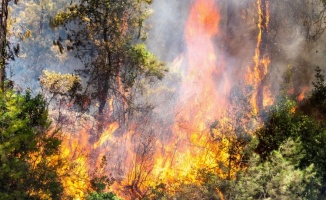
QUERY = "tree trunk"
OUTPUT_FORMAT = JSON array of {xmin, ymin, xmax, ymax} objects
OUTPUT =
[
  {"xmin": 0, "ymin": 0, "xmax": 9, "ymax": 91},
  {"xmin": 98, "ymin": 18, "xmax": 110, "ymax": 115}
]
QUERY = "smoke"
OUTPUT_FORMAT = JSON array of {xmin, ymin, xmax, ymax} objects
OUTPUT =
[
  {"xmin": 8, "ymin": 0, "xmax": 81, "ymax": 93},
  {"xmin": 9, "ymin": 0, "xmax": 326, "ymax": 107},
  {"xmin": 140, "ymin": 0, "xmax": 326, "ymax": 149},
  {"xmin": 269, "ymin": 0, "xmax": 326, "ymax": 89},
  {"xmin": 146, "ymin": 1, "xmax": 190, "ymax": 62},
  {"xmin": 7, "ymin": 0, "xmax": 326, "ymax": 112},
  {"xmin": 147, "ymin": 0, "xmax": 326, "ymax": 106},
  {"xmin": 6, "ymin": 0, "xmax": 326, "ymax": 197}
]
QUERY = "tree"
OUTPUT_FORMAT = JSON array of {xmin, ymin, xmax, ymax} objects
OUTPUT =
[
  {"xmin": 255, "ymin": 99, "xmax": 297, "ymax": 160},
  {"xmin": 0, "ymin": 89, "xmax": 63, "ymax": 199},
  {"xmin": 85, "ymin": 156, "xmax": 120, "ymax": 200},
  {"xmin": 235, "ymin": 138, "xmax": 320, "ymax": 200},
  {"xmin": 86, "ymin": 192, "xmax": 121, "ymax": 200},
  {"xmin": 312, "ymin": 67, "xmax": 326, "ymax": 100},
  {"xmin": 50, "ymin": 0, "xmax": 165, "ymax": 121},
  {"xmin": 300, "ymin": 66, "xmax": 326, "ymax": 122},
  {"xmin": 210, "ymin": 85, "xmax": 255, "ymax": 181},
  {"xmin": 0, "ymin": 0, "xmax": 10, "ymax": 90},
  {"xmin": 255, "ymin": 96, "xmax": 326, "ymax": 198},
  {"xmin": 6, "ymin": 0, "xmax": 72, "ymax": 91},
  {"xmin": 0, "ymin": 0, "xmax": 24, "ymax": 91}
]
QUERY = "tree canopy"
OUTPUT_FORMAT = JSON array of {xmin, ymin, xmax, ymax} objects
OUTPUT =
[
  {"xmin": 1, "ymin": 0, "xmax": 326, "ymax": 199},
  {"xmin": 50, "ymin": 0, "xmax": 166, "ymax": 118},
  {"xmin": 0, "ymin": 90, "xmax": 63, "ymax": 199}
]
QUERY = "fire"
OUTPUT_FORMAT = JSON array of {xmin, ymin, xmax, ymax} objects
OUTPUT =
[
  {"xmin": 144, "ymin": 0, "xmax": 235, "ymax": 194},
  {"xmin": 99, "ymin": 0, "xmax": 255, "ymax": 197},
  {"xmin": 93, "ymin": 122, "xmax": 119, "ymax": 149},
  {"xmin": 185, "ymin": 0, "xmax": 219, "ymax": 38},
  {"xmin": 246, "ymin": 0, "xmax": 271, "ymax": 114},
  {"xmin": 55, "ymin": 0, "xmax": 276, "ymax": 199},
  {"xmin": 263, "ymin": 85, "xmax": 273, "ymax": 107},
  {"xmin": 83, "ymin": 1, "xmax": 234, "ymax": 197},
  {"xmin": 58, "ymin": 131, "xmax": 91, "ymax": 198},
  {"xmin": 183, "ymin": 0, "xmax": 227, "ymax": 122},
  {"xmin": 297, "ymin": 86, "xmax": 309, "ymax": 101}
]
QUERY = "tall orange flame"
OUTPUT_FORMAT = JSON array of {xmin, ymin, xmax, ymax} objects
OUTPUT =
[
  {"xmin": 148, "ymin": 0, "xmax": 233, "ymax": 194},
  {"xmin": 56, "ymin": 0, "xmax": 275, "ymax": 199},
  {"xmin": 181, "ymin": 0, "xmax": 227, "ymax": 124},
  {"xmin": 246, "ymin": 0, "xmax": 272, "ymax": 114}
]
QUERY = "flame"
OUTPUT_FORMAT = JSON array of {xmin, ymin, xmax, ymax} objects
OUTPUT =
[
  {"xmin": 182, "ymin": 0, "xmax": 227, "ymax": 122},
  {"xmin": 93, "ymin": 1, "xmax": 235, "ymax": 197},
  {"xmin": 144, "ymin": 0, "xmax": 272, "ymax": 195},
  {"xmin": 54, "ymin": 0, "xmax": 276, "ymax": 199},
  {"xmin": 246, "ymin": 0, "xmax": 271, "ymax": 114},
  {"xmin": 263, "ymin": 85, "xmax": 274, "ymax": 107},
  {"xmin": 140, "ymin": 0, "xmax": 235, "ymax": 195},
  {"xmin": 297, "ymin": 86, "xmax": 309, "ymax": 101},
  {"xmin": 265, "ymin": 0, "xmax": 270, "ymax": 28},
  {"xmin": 93, "ymin": 122, "xmax": 119, "ymax": 149},
  {"xmin": 185, "ymin": 0, "xmax": 219, "ymax": 38},
  {"xmin": 58, "ymin": 131, "xmax": 91, "ymax": 199},
  {"xmin": 106, "ymin": 0, "xmax": 245, "ymax": 197}
]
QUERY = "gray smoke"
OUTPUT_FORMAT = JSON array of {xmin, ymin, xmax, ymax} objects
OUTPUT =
[{"xmin": 146, "ymin": 0, "xmax": 326, "ymax": 101}]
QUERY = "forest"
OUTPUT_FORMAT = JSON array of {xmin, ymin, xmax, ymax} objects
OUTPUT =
[{"xmin": 1, "ymin": 0, "xmax": 326, "ymax": 199}]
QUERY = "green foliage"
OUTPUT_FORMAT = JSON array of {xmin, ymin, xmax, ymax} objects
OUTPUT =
[
  {"xmin": 39, "ymin": 70, "xmax": 82, "ymax": 97},
  {"xmin": 169, "ymin": 92, "xmax": 326, "ymax": 200},
  {"xmin": 50, "ymin": 0, "xmax": 166, "ymax": 114},
  {"xmin": 300, "ymin": 67, "xmax": 326, "ymax": 122},
  {"xmin": 210, "ymin": 85, "xmax": 255, "ymax": 181},
  {"xmin": 86, "ymin": 192, "xmax": 121, "ymax": 200},
  {"xmin": 145, "ymin": 183, "xmax": 167, "ymax": 200},
  {"xmin": 0, "ymin": 90, "xmax": 63, "ymax": 199},
  {"xmin": 89, "ymin": 171, "xmax": 116, "ymax": 195},
  {"xmin": 196, "ymin": 169, "xmax": 232, "ymax": 200},
  {"xmin": 129, "ymin": 44, "xmax": 165, "ymax": 81},
  {"xmin": 255, "ymin": 99, "xmax": 298, "ymax": 160},
  {"xmin": 235, "ymin": 138, "xmax": 320, "ymax": 200},
  {"xmin": 86, "ymin": 156, "xmax": 119, "ymax": 200},
  {"xmin": 169, "ymin": 183, "xmax": 221, "ymax": 200},
  {"xmin": 255, "ymin": 96, "xmax": 326, "ymax": 198}
]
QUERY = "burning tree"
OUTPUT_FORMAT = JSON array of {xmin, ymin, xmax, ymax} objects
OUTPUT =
[
  {"xmin": 210, "ymin": 85, "xmax": 255, "ymax": 180},
  {"xmin": 125, "ymin": 127, "xmax": 157, "ymax": 198},
  {"xmin": 4, "ymin": 0, "xmax": 326, "ymax": 199}
]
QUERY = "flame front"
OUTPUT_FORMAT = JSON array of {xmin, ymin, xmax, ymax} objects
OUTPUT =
[
  {"xmin": 56, "ymin": 0, "xmax": 276, "ymax": 198},
  {"xmin": 149, "ymin": 0, "xmax": 233, "ymax": 194}
]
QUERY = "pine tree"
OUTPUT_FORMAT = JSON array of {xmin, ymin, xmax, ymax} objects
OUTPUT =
[
  {"xmin": 50, "ymin": 0, "xmax": 166, "ymax": 120},
  {"xmin": 0, "ymin": 90, "xmax": 63, "ymax": 199},
  {"xmin": 235, "ymin": 138, "xmax": 320, "ymax": 200}
]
